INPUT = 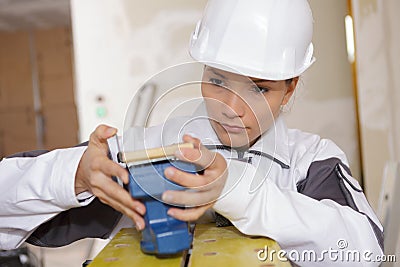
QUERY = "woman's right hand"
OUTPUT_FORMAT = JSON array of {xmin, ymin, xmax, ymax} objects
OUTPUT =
[{"xmin": 75, "ymin": 125, "xmax": 146, "ymax": 230}]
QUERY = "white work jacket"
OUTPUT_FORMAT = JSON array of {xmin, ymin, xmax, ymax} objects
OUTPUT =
[{"xmin": 0, "ymin": 113, "xmax": 383, "ymax": 266}]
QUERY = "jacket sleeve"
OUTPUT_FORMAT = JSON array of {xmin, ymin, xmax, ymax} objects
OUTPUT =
[
  {"xmin": 0, "ymin": 147, "xmax": 92, "ymax": 250},
  {"xmin": 213, "ymin": 156, "xmax": 383, "ymax": 266}
]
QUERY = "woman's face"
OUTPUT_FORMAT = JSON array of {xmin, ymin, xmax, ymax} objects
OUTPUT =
[{"xmin": 201, "ymin": 66, "xmax": 297, "ymax": 149}]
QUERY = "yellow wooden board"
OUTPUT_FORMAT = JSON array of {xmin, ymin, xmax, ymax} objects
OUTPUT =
[
  {"xmin": 90, "ymin": 225, "xmax": 290, "ymax": 267},
  {"xmin": 88, "ymin": 228, "xmax": 184, "ymax": 267},
  {"xmin": 188, "ymin": 224, "xmax": 290, "ymax": 267}
]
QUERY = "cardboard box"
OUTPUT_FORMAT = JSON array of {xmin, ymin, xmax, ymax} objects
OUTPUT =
[
  {"xmin": 0, "ymin": 32, "xmax": 32, "ymax": 74},
  {"xmin": 0, "ymin": 31, "xmax": 30, "ymax": 49},
  {"xmin": 34, "ymin": 27, "xmax": 76, "ymax": 108},
  {"xmin": 39, "ymin": 74, "xmax": 75, "ymax": 107},
  {"xmin": 0, "ymin": 76, "xmax": 35, "ymax": 111},
  {"xmin": 35, "ymin": 28, "xmax": 74, "ymax": 79},
  {"xmin": 34, "ymin": 28, "xmax": 72, "ymax": 52},
  {"xmin": 0, "ymin": 107, "xmax": 38, "ymax": 156},
  {"xmin": 0, "ymin": 31, "xmax": 34, "ymax": 110},
  {"xmin": 36, "ymin": 49, "xmax": 73, "ymax": 79},
  {"xmin": 1, "ymin": 51, "xmax": 31, "ymax": 73},
  {"xmin": 0, "ymin": 72, "xmax": 4, "ymax": 111},
  {"xmin": 0, "ymin": 28, "xmax": 77, "ymax": 156},
  {"xmin": 0, "ymin": 112, "xmax": 4, "ymax": 158},
  {"xmin": 42, "ymin": 105, "xmax": 79, "ymax": 150}
]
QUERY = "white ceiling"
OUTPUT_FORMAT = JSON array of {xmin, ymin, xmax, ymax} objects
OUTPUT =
[{"xmin": 0, "ymin": 0, "xmax": 70, "ymax": 31}]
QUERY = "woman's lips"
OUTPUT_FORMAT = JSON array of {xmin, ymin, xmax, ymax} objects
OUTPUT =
[{"xmin": 220, "ymin": 123, "xmax": 247, "ymax": 134}]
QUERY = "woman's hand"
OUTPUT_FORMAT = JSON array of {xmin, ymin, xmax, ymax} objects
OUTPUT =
[
  {"xmin": 75, "ymin": 125, "xmax": 146, "ymax": 230},
  {"xmin": 162, "ymin": 134, "xmax": 228, "ymax": 221}
]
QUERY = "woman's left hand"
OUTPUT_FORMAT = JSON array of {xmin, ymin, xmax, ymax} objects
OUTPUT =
[{"xmin": 162, "ymin": 134, "xmax": 228, "ymax": 221}]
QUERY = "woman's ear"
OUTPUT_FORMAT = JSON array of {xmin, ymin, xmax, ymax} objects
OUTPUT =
[{"xmin": 281, "ymin": 77, "xmax": 299, "ymax": 105}]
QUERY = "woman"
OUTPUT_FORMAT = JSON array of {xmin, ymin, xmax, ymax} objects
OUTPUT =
[{"xmin": 1, "ymin": 0, "xmax": 382, "ymax": 265}]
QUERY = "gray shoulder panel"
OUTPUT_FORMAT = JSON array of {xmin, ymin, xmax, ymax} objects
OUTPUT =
[
  {"xmin": 297, "ymin": 157, "xmax": 383, "ymax": 251},
  {"xmin": 27, "ymin": 198, "xmax": 122, "ymax": 247},
  {"xmin": 6, "ymin": 149, "xmax": 50, "ymax": 158},
  {"xmin": 296, "ymin": 158, "xmax": 353, "ymax": 207},
  {"xmin": 5, "ymin": 141, "xmax": 89, "ymax": 159},
  {"xmin": 5, "ymin": 141, "xmax": 123, "ymax": 247}
]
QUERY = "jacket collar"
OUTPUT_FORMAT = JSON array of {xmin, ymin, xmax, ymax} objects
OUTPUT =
[{"xmin": 248, "ymin": 116, "xmax": 291, "ymax": 169}]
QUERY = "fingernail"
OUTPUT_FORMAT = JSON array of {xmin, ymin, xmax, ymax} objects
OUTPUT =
[
  {"xmin": 135, "ymin": 206, "xmax": 143, "ymax": 215},
  {"xmin": 106, "ymin": 127, "xmax": 116, "ymax": 135},
  {"xmin": 165, "ymin": 167, "xmax": 174, "ymax": 177},
  {"xmin": 162, "ymin": 193, "xmax": 172, "ymax": 202},
  {"xmin": 135, "ymin": 221, "xmax": 142, "ymax": 231},
  {"xmin": 167, "ymin": 209, "xmax": 175, "ymax": 216}
]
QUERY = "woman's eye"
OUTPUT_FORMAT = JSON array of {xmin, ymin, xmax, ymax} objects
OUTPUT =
[
  {"xmin": 209, "ymin": 78, "xmax": 225, "ymax": 87},
  {"xmin": 252, "ymin": 86, "xmax": 270, "ymax": 94}
]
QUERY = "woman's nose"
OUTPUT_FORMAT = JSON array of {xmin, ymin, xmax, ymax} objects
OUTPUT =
[{"xmin": 222, "ymin": 92, "xmax": 246, "ymax": 118}]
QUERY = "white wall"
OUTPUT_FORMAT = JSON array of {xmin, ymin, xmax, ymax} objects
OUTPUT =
[
  {"xmin": 351, "ymin": 0, "xmax": 400, "ymax": 210},
  {"xmin": 284, "ymin": 0, "xmax": 361, "ymax": 180},
  {"xmin": 70, "ymin": 0, "xmax": 207, "ymax": 141}
]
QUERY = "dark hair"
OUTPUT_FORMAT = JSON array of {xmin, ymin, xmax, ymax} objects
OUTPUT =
[{"xmin": 285, "ymin": 78, "xmax": 293, "ymax": 85}]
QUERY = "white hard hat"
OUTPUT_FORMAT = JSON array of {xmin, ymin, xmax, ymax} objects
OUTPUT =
[{"xmin": 189, "ymin": 0, "xmax": 315, "ymax": 80}]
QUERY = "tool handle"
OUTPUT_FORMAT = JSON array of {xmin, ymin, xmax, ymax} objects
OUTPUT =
[{"xmin": 118, "ymin": 143, "xmax": 194, "ymax": 163}]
